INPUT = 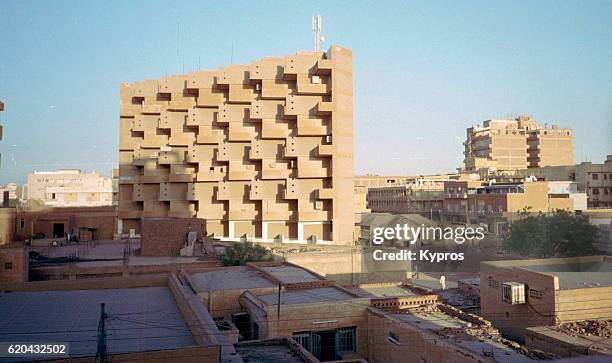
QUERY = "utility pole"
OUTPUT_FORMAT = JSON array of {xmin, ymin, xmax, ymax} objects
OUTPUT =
[{"xmin": 96, "ymin": 303, "xmax": 107, "ymax": 363}]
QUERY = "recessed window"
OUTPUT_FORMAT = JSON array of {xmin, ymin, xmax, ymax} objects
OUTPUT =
[
  {"xmin": 4, "ymin": 262, "xmax": 12, "ymax": 270},
  {"xmin": 592, "ymin": 173, "xmax": 599, "ymax": 180}
]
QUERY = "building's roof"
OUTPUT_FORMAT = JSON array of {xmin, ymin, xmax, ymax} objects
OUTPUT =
[
  {"xmin": 258, "ymin": 287, "xmax": 355, "ymax": 306},
  {"xmin": 259, "ymin": 265, "xmax": 321, "ymax": 284},
  {"xmin": 190, "ymin": 266, "xmax": 276, "ymax": 293},
  {"xmin": 522, "ymin": 261, "xmax": 612, "ymax": 289},
  {"xmin": 360, "ymin": 213, "xmax": 434, "ymax": 229},
  {"xmin": 392, "ymin": 310, "xmax": 535, "ymax": 363},
  {"xmin": 483, "ymin": 256, "xmax": 612, "ymax": 289},
  {"xmin": 358, "ymin": 286, "xmax": 417, "ymax": 298},
  {"xmin": 235, "ymin": 339, "xmax": 307, "ymax": 363},
  {"xmin": 0, "ymin": 287, "xmax": 196, "ymax": 362}
]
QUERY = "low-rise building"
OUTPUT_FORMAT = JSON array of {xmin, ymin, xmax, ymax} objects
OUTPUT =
[
  {"xmin": 516, "ymin": 155, "xmax": 612, "ymax": 208},
  {"xmin": 0, "ymin": 243, "xmax": 28, "ymax": 283},
  {"xmin": 480, "ymin": 256, "xmax": 612, "ymax": 342},
  {"xmin": 367, "ymin": 178, "xmax": 446, "ymax": 216},
  {"xmin": 442, "ymin": 180, "xmax": 586, "ymax": 234},
  {"xmin": 26, "ymin": 169, "xmax": 113, "ymax": 208},
  {"xmin": 0, "ymin": 275, "xmax": 228, "ymax": 362}
]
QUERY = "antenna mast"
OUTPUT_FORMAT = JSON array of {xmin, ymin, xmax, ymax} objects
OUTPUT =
[{"xmin": 312, "ymin": 15, "xmax": 325, "ymax": 51}]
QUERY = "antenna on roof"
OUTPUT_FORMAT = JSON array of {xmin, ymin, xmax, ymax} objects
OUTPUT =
[{"xmin": 312, "ymin": 15, "xmax": 325, "ymax": 51}]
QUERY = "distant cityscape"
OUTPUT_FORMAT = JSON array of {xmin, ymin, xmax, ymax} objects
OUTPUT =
[{"xmin": 1, "ymin": 38, "xmax": 611, "ymax": 363}]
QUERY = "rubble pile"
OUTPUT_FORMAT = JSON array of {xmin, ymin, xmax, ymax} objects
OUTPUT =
[{"xmin": 556, "ymin": 319, "xmax": 612, "ymax": 338}]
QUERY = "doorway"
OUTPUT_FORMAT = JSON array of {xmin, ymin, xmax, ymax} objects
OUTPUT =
[{"xmin": 53, "ymin": 223, "xmax": 65, "ymax": 238}]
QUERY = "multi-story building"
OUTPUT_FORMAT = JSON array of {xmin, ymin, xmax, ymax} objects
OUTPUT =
[
  {"xmin": 516, "ymin": 155, "xmax": 612, "ymax": 208},
  {"xmin": 0, "ymin": 183, "xmax": 22, "ymax": 208},
  {"xmin": 118, "ymin": 46, "xmax": 354, "ymax": 244},
  {"xmin": 367, "ymin": 178, "xmax": 446, "ymax": 216},
  {"xmin": 26, "ymin": 169, "xmax": 113, "ymax": 208},
  {"xmin": 355, "ymin": 175, "xmax": 414, "ymax": 188},
  {"xmin": 464, "ymin": 115, "xmax": 573, "ymax": 171},
  {"xmin": 527, "ymin": 124, "xmax": 574, "ymax": 168}
]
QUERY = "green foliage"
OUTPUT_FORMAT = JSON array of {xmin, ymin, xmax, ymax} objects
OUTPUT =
[
  {"xmin": 221, "ymin": 241, "xmax": 273, "ymax": 266},
  {"xmin": 504, "ymin": 210, "xmax": 600, "ymax": 258}
]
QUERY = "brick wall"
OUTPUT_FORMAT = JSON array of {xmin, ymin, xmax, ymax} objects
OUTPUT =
[{"xmin": 140, "ymin": 217, "xmax": 205, "ymax": 256}]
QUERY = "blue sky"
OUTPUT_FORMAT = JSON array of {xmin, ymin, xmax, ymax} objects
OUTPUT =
[{"xmin": 0, "ymin": 0, "xmax": 610, "ymax": 184}]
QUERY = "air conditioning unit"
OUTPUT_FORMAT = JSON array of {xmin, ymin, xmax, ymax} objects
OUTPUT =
[{"xmin": 502, "ymin": 282, "xmax": 525, "ymax": 304}]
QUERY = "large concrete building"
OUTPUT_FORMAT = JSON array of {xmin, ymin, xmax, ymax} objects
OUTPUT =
[
  {"xmin": 118, "ymin": 46, "xmax": 354, "ymax": 244},
  {"xmin": 464, "ymin": 115, "xmax": 574, "ymax": 171},
  {"xmin": 26, "ymin": 169, "xmax": 113, "ymax": 208}
]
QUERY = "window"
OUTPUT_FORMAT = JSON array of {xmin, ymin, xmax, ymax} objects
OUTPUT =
[
  {"xmin": 52, "ymin": 193, "xmax": 56, "ymax": 199},
  {"xmin": 592, "ymin": 173, "xmax": 599, "ymax": 180},
  {"xmin": 529, "ymin": 289, "xmax": 543, "ymax": 299},
  {"xmin": 20, "ymin": 219, "xmax": 25, "ymax": 229},
  {"xmin": 336, "ymin": 327, "xmax": 357, "ymax": 353},
  {"xmin": 488, "ymin": 277, "xmax": 499, "ymax": 289},
  {"xmin": 4, "ymin": 262, "xmax": 12, "ymax": 270},
  {"xmin": 593, "ymin": 188, "xmax": 600, "ymax": 195}
]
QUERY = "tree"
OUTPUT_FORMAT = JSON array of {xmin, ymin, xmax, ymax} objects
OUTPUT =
[
  {"xmin": 504, "ymin": 210, "xmax": 600, "ymax": 258},
  {"xmin": 221, "ymin": 241, "xmax": 273, "ymax": 266}
]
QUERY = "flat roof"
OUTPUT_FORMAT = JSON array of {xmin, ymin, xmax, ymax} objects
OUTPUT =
[
  {"xmin": 0, "ymin": 287, "xmax": 196, "ymax": 361},
  {"xmin": 235, "ymin": 340, "xmax": 306, "ymax": 363},
  {"xmin": 258, "ymin": 287, "xmax": 355, "ymax": 306},
  {"xmin": 391, "ymin": 311, "xmax": 534, "ymax": 362},
  {"xmin": 521, "ymin": 261, "xmax": 612, "ymax": 289},
  {"xmin": 260, "ymin": 266, "xmax": 321, "ymax": 284},
  {"xmin": 190, "ymin": 266, "xmax": 276, "ymax": 293},
  {"xmin": 358, "ymin": 286, "xmax": 417, "ymax": 298}
]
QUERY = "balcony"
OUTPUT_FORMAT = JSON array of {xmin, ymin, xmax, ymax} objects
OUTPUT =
[
  {"xmin": 157, "ymin": 150, "xmax": 184, "ymax": 165},
  {"xmin": 316, "ymin": 101, "xmax": 333, "ymax": 115},
  {"xmin": 316, "ymin": 144, "xmax": 334, "ymax": 157},
  {"xmin": 196, "ymin": 89, "xmax": 225, "ymax": 107},
  {"xmin": 167, "ymin": 100, "xmax": 193, "ymax": 111},
  {"xmin": 296, "ymin": 74, "xmax": 329, "ymax": 95},
  {"xmin": 316, "ymin": 188, "xmax": 334, "ymax": 200},
  {"xmin": 297, "ymin": 116, "xmax": 328, "ymax": 136},
  {"xmin": 196, "ymin": 127, "xmax": 223, "ymax": 144},
  {"xmin": 297, "ymin": 158, "xmax": 331, "ymax": 178},
  {"xmin": 228, "ymin": 161, "xmax": 256, "ymax": 181},
  {"xmin": 314, "ymin": 59, "xmax": 333, "ymax": 75},
  {"xmin": 195, "ymin": 167, "xmax": 224, "ymax": 182},
  {"xmin": 228, "ymin": 84, "xmax": 254, "ymax": 104}
]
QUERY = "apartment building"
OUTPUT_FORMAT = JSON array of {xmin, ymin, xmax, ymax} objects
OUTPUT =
[
  {"xmin": 355, "ymin": 175, "xmax": 414, "ymax": 188},
  {"xmin": 118, "ymin": 46, "xmax": 354, "ymax": 244},
  {"xmin": 367, "ymin": 179, "xmax": 448, "ymax": 217},
  {"xmin": 442, "ymin": 180, "xmax": 585, "ymax": 233},
  {"xmin": 464, "ymin": 115, "xmax": 573, "ymax": 171},
  {"xmin": 26, "ymin": 169, "xmax": 114, "ymax": 208},
  {"xmin": 517, "ymin": 155, "xmax": 612, "ymax": 208}
]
